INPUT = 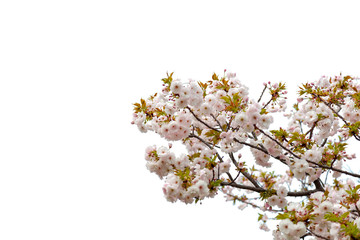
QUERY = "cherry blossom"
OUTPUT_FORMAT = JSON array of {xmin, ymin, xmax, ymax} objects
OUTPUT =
[{"xmin": 133, "ymin": 72, "xmax": 360, "ymax": 239}]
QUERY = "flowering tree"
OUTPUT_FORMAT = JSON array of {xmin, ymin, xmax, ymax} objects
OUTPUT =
[{"xmin": 131, "ymin": 71, "xmax": 360, "ymax": 240}]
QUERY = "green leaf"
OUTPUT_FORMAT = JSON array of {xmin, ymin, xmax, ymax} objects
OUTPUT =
[
  {"xmin": 340, "ymin": 211, "xmax": 350, "ymax": 221},
  {"xmin": 276, "ymin": 212, "xmax": 290, "ymax": 220},
  {"xmin": 161, "ymin": 72, "xmax": 174, "ymax": 88},
  {"xmin": 259, "ymin": 189, "xmax": 276, "ymax": 200},
  {"xmin": 209, "ymin": 179, "xmax": 222, "ymax": 190},
  {"xmin": 221, "ymin": 96, "xmax": 232, "ymax": 104},
  {"xmin": 198, "ymin": 81, "xmax": 208, "ymax": 97},
  {"xmin": 204, "ymin": 129, "xmax": 221, "ymax": 145},
  {"xmin": 324, "ymin": 212, "xmax": 339, "ymax": 222}
]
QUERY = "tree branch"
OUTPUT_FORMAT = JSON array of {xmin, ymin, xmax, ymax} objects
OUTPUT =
[
  {"xmin": 305, "ymin": 118, "xmax": 320, "ymax": 140},
  {"xmin": 307, "ymin": 159, "xmax": 360, "ymax": 179},
  {"xmin": 233, "ymin": 138, "xmax": 288, "ymax": 166},
  {"xmin": 186, "ymin": 106, "xmax": 220, "ymax": 132},
  {"xmin": 253, "ymin": 126, "xmax": 327, "ymax": 191},
  {"xmin": 258, "ymin": 84, "xmax": 267, "ymax": 103},
  {"xmin": 225, "ymin": 192, "xmax": 282, "ymax": 213},
  {"xmin": 233, "ymin": 138, "xmax": 269, "ymax": 154},
  {"xmin": 307, "ymin": 229, "xmax": 330, "ymax": 240},
  {"xmin": 254, "ymin": 125, "xmax": 360, "ymax": 180},
  {"xmin": 189, "ymin": 134, "xmax": 215, "ymax": 150},
  {"xmin": 255, "ymin": 125, "xmax": 301, "ymax": 159},
  {"xmin": 210, "ymin": 113, "xmax": 224, "ymax": 131},
  {"xmin": 221, "ymin": 181, "xmax": 322, "ymax": 197},
  {"xmin": 228, "ymin": 152, "xmax": 262, "ymax": 188}
]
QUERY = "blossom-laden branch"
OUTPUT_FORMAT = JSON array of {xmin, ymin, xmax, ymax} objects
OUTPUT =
[
  {"xmin": 255, "ymin": 125, "xmax": 360, "ymax": 180},
  {"xmin": 299, "ymin": 77, "xmax": 360, "ymax": 141},
  {"xmin": 254, "ymin": 125, "xmax": 301, "ymax": 159},
  {"xmin": 133, "ymin": 72, "xmax": 360, "ymax": 240}
]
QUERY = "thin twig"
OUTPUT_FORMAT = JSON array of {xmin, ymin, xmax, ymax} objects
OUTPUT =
[
  {"xmin": 210, "ymin": 113, "xmax": 224, "ymax": 131},
  {"xmin": 305, "ymin": 119, "xmax": 320, "ymax": 139},
  {"xmin": 233, "ymin": 138, "xmax": 269, "ymax": 154},
  {"xmin": 258, "ymin": 85, "xmax": 267, "ymax": 103},
  {"xmin": 229, "ymin": 152, "xmax": 261, "ymax": 188},
  {"xmin": 225, "ymin": 192, "xmax": 282, "ymax": 212},
  {"xmin": 307, "ymin": 229, "xmax": 330, "ymax": 240},
  {"xmin": 307, "ymin": 159, "xmax": 360, "ymax": 179},
  {"xmin": 233, "ymin": 137, "xmax": 287, "ymax": 166},
  {"xmin": 189, "ymin": 134, "xmax": 214, "ymax": 150},
  {"xmin": 263, "ymin": 98, "xmax": 273, "ymax": 109},
  {"xmin": 255, "ymin": 125, "xmax": 301, "ymax": 159}
]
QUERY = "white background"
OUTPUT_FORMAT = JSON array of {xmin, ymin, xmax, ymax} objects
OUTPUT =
[{"xmin": 1, "ymin": 1, "xmax": 360, "ymax": 239}]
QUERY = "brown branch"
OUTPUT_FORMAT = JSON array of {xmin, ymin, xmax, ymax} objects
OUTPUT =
[
  {"xmin": 254, "ymin": 125, "xmax": 360, "ymax": 180},
  {"xmin": 263, "ymin": 98, "xmax": 273, "ymax": 109},
  {"xmin": 233, "ymin": 138, "xmax": 288, "ymax": 167},
  {"xmin": 321, "ymin": 138, "xmax": 328, "ymax": 147},
  {"xmin": 228, "ymin": 152, "xmax": 238, "ymax": 167},
  {"xmin": 307, "ymin": 229, "xmax": 330, "ymax": 240},
  {"xmin": 224, "ymin": 192, "xmax": 282, "ymax": 213},
  {"xmin": 221, "ymin": 181, "xmax": 322, "ymax": 197},
  {"xmin": 186, "ymin": 106, "xmax": 220, "ymax": 132},
  {"xmin": 229, "ymin": 170, "xmax": 242, "ymax": 184},
  {"xmin": 305, "ymin": 118, "xmax": 320, "ymax": 139},
  {"xmin": 189, "ymin": 134, "xmax": 215, "ymax": 150},
  {"xmin": 255, "ymin": 125, "xmax": 301, "ymax": 159},
  {"xmin": 252, "ymin": 126, "xmax": 327, "ymax": 191},
  {"xmin": 307, "ymin": 160, "xmax": 360, "ymax": 179},
  {"xmin": 228, "ymin": 152, "xmax": 261, "ymax": 188},
  {"xmin": 233, "ymin": 138, "xmax": 315, "ymax": 191},
  {"xmin": 210, "ymin": 113, "xmax": 224, "ymax": 131},
  {"xmin": 316, "ymin": 95, "xmax": 349, "ymax": 127},
  {"xmin": 254, "ymin": 127, "xmax": 360, "ymax": 189},
  {"xmin": 258, "ymin": 85, "xmax": 267, "ymax": 103},
  {"xmin": 233, "ymin": 138, "xmax": 269, "ymax": 154}
]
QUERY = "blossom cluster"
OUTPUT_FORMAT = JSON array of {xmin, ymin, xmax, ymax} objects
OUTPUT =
[
  {"xmin": 144, "ymin": 143, "xmax": 230, "ymax": 203},
  {"xmin": 274, "ymin": 181, "xmax": 360, "ymax": 240},
  {"xmin": 132, "ymin": 72, "xmax": 360, "ymax": 239}
]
